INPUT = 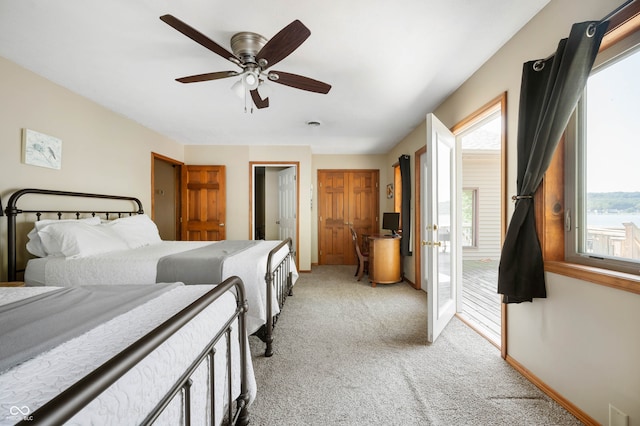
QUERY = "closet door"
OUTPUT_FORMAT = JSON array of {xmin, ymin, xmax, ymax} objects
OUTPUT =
[
  {"xmin": 349, "ymin": 171, "xmax": 378, "ymax": 247},
  {"xmin": 181, "ymin": 165, "xmax": 226, "ymax": 240},
  {"xmin": 318, "ymin": 170, "xmax": 379, "ymax": 265}
]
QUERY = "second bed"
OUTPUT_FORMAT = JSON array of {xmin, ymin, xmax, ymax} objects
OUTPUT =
[{"xmin": 6, "ymin": 188, "xmax": 298, "ymax": 357}]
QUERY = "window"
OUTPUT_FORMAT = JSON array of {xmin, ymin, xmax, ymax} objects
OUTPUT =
[
  {"xmin": 392, "ymin": 163, "xmax": 402, "ymax": 228},
  {"xmin": 393, "ymin": 163, "xmax": 402, "ymax": 212},
  {"xmin": 462, "ymin": 188, "xmax": 478, "ymax": 247},
  {"xmin": 565, "ymin": 27, "xmax": 640, "ymax": 275},
  {"xmin": 541, "ymin": 4, "xmax": 640, "ymax": 292}
]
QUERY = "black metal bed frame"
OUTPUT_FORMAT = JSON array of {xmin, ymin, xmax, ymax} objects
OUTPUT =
[
  {"xmin": 5, "ymin": 188, "xmax": 145, "ymax": 282},
  {"xmin": 5, "ymin": 188, "xmax": 294, "ymax": 357},
  {"xmin": 16, "ymin": 275, "xmax": 250, "ymax": 426}
]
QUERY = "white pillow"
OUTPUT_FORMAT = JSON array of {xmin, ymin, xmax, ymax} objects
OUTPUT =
[
  {"xmin": 106, "ymin": 214, "xmax": 162, "ymax": 249},
  {"xmin": 38, "ymin": 221, "xmax": 129, "ymax": 258},
  {"xmin": 26, "ymin": 217, "xmax": 101, "ymax": 257}
]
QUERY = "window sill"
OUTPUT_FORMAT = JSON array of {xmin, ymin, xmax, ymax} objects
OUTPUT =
[{"xmin": 545, "ymin": 261, "xmax": 640, "ymax": 295}]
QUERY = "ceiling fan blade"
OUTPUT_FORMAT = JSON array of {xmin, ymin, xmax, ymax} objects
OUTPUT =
[
  {"xmin": 176, "ymin": 71, "xmax": 239, "ymax": 83},
  {"xmin": 160, "ymin": 14, "xmax": 239, "ymax": 64},
  {"xmin": 269, "ymin": 71, "xmax": 331, "ymax": 94},
  {"xmin": 255, "ymin": 20, "xmax": 310, "ymax": 68},
  {"xmin": 250, "ymin": 89, "xmax": 269, "ymax": 109}
]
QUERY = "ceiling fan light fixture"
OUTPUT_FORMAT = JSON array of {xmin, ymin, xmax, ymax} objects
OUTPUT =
[
  {"xmin": 231, "ymin": 79, "xmax": 244, "ymax": 98},
  {"xmin": 243, "ymin": 72, "xmax": 259, "ymax": 90}
]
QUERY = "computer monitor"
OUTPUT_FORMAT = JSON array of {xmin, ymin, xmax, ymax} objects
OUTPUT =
[{"xmin": 382, "ymin": 212, "xmax": 400, "ymax": 236}]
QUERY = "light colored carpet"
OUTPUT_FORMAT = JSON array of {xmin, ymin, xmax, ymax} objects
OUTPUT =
[{"xmin": 248, "ymin": 265, "xmax": 581, "ymax": 426}]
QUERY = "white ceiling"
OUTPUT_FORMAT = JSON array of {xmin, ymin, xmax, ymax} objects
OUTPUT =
[{"xmin": 0, "ymin": 0, "xmax": 549, "ymax": 154}]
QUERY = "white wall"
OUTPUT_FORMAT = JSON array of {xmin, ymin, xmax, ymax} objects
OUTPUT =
[
  {"xmin": 0, "ymin": 56, "xmax": 184, "ymax": 280},
  {"xmin": 390, "ymin": 0, "xmax": 640, "ymax": 422},
  {"xmin": 184, "ymin": 145, "xmax": 313, "ymax": 271}
]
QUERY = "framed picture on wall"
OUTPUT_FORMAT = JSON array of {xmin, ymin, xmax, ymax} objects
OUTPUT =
[
  {"xmin": 22, "ymin": 128, "xmax": 62, "ymax": 170},
  {"xmin": 386, "ymin": 183, "xmax": 393, "ymax": 199}
]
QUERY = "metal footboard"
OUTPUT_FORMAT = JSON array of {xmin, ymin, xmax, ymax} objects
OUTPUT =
[
  {"xmin": 18, "ymin": 276, "xmax": 251, "ymax": 426},
  {"xmin": 263, "ymin": 237, "xmax": 294, "ymax": 357}
]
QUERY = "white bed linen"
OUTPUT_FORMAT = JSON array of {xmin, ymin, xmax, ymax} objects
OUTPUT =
[
  {"xmin": 24, "ymin": 240, "xmax": 299, "ymax": 334},
  {"xmin": 0, "ymin": 285, "xmax": 256, "ymax": 426}
]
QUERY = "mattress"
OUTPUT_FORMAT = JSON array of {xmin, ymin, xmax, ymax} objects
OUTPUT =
[
  {"xmin": 24, "ymin": 240, "xmax": 298, "ymax": 334},
  {"xmin": 0, "ymin": 285, "xmax": 256, "ymax": 425}
]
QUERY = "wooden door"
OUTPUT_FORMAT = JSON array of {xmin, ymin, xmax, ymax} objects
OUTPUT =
[
  {"xmin": 318, "ymin": 170, "xmax": 379, "ymax": 265},
  {"xmin": 319, "ymin": 171, "xmax": 350, "ymax": 264},
  {"xmin": 349, "ymin": 171, "xmax": 378, "ymax": 248},
  {"xmin": 181, "ymin": 165, "xmax": 226, "ymax": 241},
  {"xmin": 151, "ymin": 152, "xmax": 183, "ymax": 241}
]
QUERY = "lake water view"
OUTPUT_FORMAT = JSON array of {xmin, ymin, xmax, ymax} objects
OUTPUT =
[{"xmin": 587, "ymin": 214, "xmax": 640, "ymax": 228}]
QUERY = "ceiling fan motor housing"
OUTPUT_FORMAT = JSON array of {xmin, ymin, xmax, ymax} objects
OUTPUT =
[{"xmin": 231, "ymin": 32, "xmax": 268, "ymax": 65}]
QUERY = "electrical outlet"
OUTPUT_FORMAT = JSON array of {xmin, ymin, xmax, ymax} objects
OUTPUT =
[{"xmin": 609, "ymin": 404, "xmax": 628, "ymax": 426}]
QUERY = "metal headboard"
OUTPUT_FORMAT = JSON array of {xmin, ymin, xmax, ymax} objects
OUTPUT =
[{"xmin": 5, "ymin": 188, "xmax": 144, "ymax": 282}]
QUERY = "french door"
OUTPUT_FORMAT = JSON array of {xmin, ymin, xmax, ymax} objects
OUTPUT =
[{"xmin": 423, "ymin": 114, "xmax": 460, "ymax": 343}]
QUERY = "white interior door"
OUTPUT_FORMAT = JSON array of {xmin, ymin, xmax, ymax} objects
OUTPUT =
[
  {"xmin": 424, "ymin": 113, "xmax": 459, "ymax": 343},
  {"xmin": 278, "ymin": 167, "xmax": 297, "ymax": 256}
]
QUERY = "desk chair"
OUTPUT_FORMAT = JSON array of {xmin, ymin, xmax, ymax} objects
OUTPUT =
[{"xmin": 350, "ymin": 228, "xmax": 368, "ymax": 281}]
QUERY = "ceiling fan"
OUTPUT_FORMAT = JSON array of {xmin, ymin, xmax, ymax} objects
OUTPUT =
[{"xmin": 159, "ymin": 14, "xmax": 332, "ymax": 110}]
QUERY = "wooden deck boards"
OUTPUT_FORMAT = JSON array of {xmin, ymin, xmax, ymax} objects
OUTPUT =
[{"xmin": 460, "ymin": 260, "xmax": 501, "ymax": 345}]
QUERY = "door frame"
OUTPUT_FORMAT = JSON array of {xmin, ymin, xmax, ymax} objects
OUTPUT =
[
  {"xmin": 415, "ymin": 96, "xmax": 507, "ymax": 349},
  {"xmin": 249, "ymin": 161, "xmax": 300, "ymax": 268},
  {"xmin": 414, "ymin": 146, "xmax": 426, "ymax": 290},
  {"xmin": 450, "ymin": 93, "xmax": 508, "ymax": 357},
  {"xmin": 151, "ymin": 152, "xmax": 183, "ymax": 240}
]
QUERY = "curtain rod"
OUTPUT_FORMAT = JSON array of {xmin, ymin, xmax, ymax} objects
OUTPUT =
[
  {"xmin": 600, "ymin": 0, "xmax": 636, "ymax": 23},
  {"xmin": 535, "ymin": 0, "xmax": 635, "ymax": 65}
]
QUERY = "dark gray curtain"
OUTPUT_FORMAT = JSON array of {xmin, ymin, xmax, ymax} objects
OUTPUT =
[
  {"xmin": 399, "ymin": 154, "xmax": 411, "ymax": 256},
  {"xmin": 498, "ymin": 20, "xmax": 608, "ymax": 304}
]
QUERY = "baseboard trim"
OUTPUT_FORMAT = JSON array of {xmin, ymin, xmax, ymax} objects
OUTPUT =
[
  {"xmin": 403, "ymin": 277, "xmax": 416, "ymax": 288},
  {"xmin": 505, "ymin": 355, "xmax": 599, "ymax": 425},
  {"xmin": 455, "ymin": 314, "xmax": 499, "ymax": 350}
]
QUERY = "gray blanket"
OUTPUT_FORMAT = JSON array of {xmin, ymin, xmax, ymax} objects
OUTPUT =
[
  {"xmin": 0, "ymin": 283, "xmax": 180, "ymax": 373},
  {"xmin": 156, "ymin": 240, "xmax": 260, "ymax": 284}
]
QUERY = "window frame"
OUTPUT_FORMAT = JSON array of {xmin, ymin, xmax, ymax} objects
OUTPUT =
[
  {"xmin": 539, "ymin": 2, "xmax": 640, "ymax": 295},
  {"xmin": 565, "ymin": 40, "xmax": 640, "ymax": 274},
  {"xmin": 393, "ymin": 163, "xmax": 402, "ymax": 214},
  {"xmin": 462, "ymin": 187, "xmax": 479, "ymax": 248}
]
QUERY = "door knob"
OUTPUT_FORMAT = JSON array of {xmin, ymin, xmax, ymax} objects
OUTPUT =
[
  {"xmin": 219, "ymin": 223, "xmax": 225, "ymax": 227},
  {"xmin": 422, "ymin": 240, "xmax": 430, "ymax": 246}
]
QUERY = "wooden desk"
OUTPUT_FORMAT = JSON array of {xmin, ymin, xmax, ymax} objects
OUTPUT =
[
  {"xmin": 368, "ymin": 234, "xmax": 401, "ymax": 287},
  {"xmin": 0, "ymin": 282, "xmax": 25, "ymax": 287}
]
